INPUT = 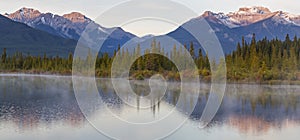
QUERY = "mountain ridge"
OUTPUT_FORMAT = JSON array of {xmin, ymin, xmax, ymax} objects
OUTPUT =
[
  {"xmin": 162, "ymin": 6, "xmax": 300, "ymax": 53},
  {"xmin": 200, "ymin": 6, "xmax": 300, "ymax": 28},
  {"xmin": 0, "ymin": 14, "xmax": 76, "ymax": 56},
  {"xmin": 5, "ymin": 7, "xmax": 136, "ymax": 41},
  {"xmin": 4, "ymin": 6, "xmax": 300, "ymax": 54}
]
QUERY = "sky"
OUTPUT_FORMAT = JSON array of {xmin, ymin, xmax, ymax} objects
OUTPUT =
[{"xmin": 0, "ymin": 0, "xmax": 300, "ymax": 36}]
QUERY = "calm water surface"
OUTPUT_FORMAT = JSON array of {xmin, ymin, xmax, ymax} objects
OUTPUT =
[{"xmin": 0, "ymin": 75, "xmax": 300, "ymax": 140}]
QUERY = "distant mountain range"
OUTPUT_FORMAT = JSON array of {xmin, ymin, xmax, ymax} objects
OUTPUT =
[
  {"xmin": 0, "ymin": 14, "xmax": 76, "ymax": 56},
  {"xmin": 3, "ymin": 7, "xmax": 136, "ymax": 55},
  {"xmin": 166, "ymin": 6, "xmax": 300, "ymax": 53},
  {"xmin": 2, "ymin": 6, "xmax": 300, "ymax": 55}
]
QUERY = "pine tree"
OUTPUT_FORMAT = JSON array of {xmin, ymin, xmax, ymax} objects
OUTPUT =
[
  {"xmin": 189, "ymin": 42, "xmax": 195, "ymax": 59},
  {"xmin": 1, "ymin": 48, "xmax": 7, "ymax": 64}
]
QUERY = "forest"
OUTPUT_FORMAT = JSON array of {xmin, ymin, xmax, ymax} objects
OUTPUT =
[{"xmin": 1, "ymin": 34, "xmax": 300, "ymax": 84}]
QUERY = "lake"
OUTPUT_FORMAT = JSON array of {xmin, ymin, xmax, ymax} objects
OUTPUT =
[{"xmin": 0, "ymin": 75, "xmax": 300, "ymax": 140}]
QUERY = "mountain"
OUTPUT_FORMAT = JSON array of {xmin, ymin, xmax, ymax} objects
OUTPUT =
[
  {"xmin": 4, "ymin": 6, "xmax": 300, "ymax": 55},
  {"xmin": 203, "ymin": 6, "xmax": 300, "ymax": 28},
  {"xmin": 164, "ymin": 6, "xmax": 300, "ymax": 54},
  {"xmin": 5, "ymin": 7, "xmax": 136, "ymax": 52},
  {"xmin": 0, "ymin": 14, "xmax": 76, "ymax": 56},
  {"xmin": 6, "ymin": 8, "xmax": 86, "ymax": 39}
]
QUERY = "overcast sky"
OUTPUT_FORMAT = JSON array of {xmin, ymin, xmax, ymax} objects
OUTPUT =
[{"xmin": 0, "ymin": 0, "xmax": 299, "ymax": 36}]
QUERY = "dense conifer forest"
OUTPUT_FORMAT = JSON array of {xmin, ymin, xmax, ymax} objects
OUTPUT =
[{"xmin": 1, "ymin": 34, "xmax": 300, "ymax": 83}]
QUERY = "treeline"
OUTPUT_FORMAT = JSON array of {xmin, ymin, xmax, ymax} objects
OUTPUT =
[
  {"xmin": 227, "ymin": 34, "xmax": 300, "ymax": 82},
  {"xmin": 1, "ymin": 34, "xmax": 300, "ymax": 83},
  {"xmin": 0, "ymin": 49, "xmax": 73, "ymax": 74}
]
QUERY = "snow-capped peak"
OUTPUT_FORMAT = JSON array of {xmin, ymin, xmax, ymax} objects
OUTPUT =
[
  {"xmin": 6, "ymin": 8, "xmax": 95, "ymax": 40},
  {"xmin": 235, "ymin": 6, "xmax": 271, "ymax": 15},
  {"xmin": 201, "ymin": 6, "xmax": 300, "ymax": 28},
  {"xmin": 8, "ymin": 7, "xmax": 41, "ymax": 20},
  {"xmin": 272, "ymin": 11, "xmax": 300, "ymax": 26},
  {"xmin": 201, "ymin": 11, "xmax": 242, "ymax": 28}
]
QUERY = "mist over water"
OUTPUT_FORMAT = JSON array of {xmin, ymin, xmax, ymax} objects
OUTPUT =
[{"xmin": 0, "ymin": 75, "xmax": 300, "ymax": 139}]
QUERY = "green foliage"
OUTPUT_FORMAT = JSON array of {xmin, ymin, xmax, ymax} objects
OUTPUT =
[
  {"xmin": 1, "ymin": 34, "xmax": 300, "ymax": 83},
  {"xmin": 227, "ymin": 34, "xmax": 300, "ymax": 82}
]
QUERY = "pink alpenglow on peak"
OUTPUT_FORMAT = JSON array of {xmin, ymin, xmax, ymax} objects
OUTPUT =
[
  {"xmin": 201, "ymin": 6, "xmax": 300, "ymax": 28},
  {"xmin": 7, "ymin": 7, "xmax": 41, "ymax": 20},
  {"xmin": 63, "ymin": 12, "xmax": 89, "ymax": 23}
]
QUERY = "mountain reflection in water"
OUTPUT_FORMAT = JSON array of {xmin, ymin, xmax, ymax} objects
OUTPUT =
[{"xmin": 0, "ymin": 75, "xmax": 300, "ymax": 139}]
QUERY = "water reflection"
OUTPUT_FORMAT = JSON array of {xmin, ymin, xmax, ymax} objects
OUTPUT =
[
  {"xmin": 0, "ymin": 76, "xmax": 86, "ymax": 133},
  {"xmin": 0, "ymin": 75, "xmax": 300, "ymax": 139}
]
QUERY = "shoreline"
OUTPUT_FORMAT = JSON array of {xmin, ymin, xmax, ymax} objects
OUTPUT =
[{"xmin": 1, "ymin": 72, "xmax": 300, "ymax": 85}]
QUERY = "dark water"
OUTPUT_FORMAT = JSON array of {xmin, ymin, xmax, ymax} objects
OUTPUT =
[{"xmin": 0, "ymin": 75, "xmax": 300, "ymax": 140}]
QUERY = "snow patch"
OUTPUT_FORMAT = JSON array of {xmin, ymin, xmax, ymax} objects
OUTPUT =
[
  {"xmin": 19, "ymin": 8, "xmax": 24, "ymax": 16},
  {"xmin": 98, "ymin": 27, "xmax": 107, "ymax": 33},
  {"xmin": 207, "ymin": 12, "xmax": 240, "ymax": 28},
  {"xmin": 41, "ymin": 17, "xmax": 45, "ymax": 24},
  {"xmin": 272, "ymin": 12, "xmax": 300, "ymax": 26},
  {"xmin": 224, "ymin": 33, "xmax": 229, "ymax": 38},
  {"xmin": 246, "ymin": 34, "xmax": 253, "ymax": 38},
  {"xmin": 236, "ymin": 6, "xmax": 271, "ymax": 15}
]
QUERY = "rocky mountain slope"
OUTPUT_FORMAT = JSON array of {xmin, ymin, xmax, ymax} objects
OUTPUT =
[
  {"xmin": 164, "ymin": 6, "xmax": 300, "ymax": 53},
  {"xmin": 4, "ymin": 6, "xmax": 300, "ymax": 54},
  {"xmin": 5, "ymin": 7, "xmax": 136, "ymax": 53},
  {"xmin": 0, "ymin": 14, "xmax": 76, "ymax": 56}
]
